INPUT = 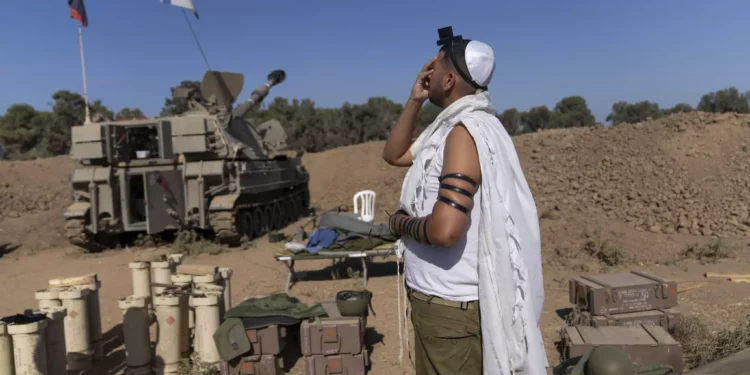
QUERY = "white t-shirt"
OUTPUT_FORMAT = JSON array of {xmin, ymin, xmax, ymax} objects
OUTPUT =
[{"xmin": 404, "ymin": 139, "xmax": 482, "ymax": 302}]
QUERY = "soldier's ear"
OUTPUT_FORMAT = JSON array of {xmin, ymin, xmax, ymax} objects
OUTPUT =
[{"xmin": 444, "ymin": 72, "xmax": 458, "ymax": 91}]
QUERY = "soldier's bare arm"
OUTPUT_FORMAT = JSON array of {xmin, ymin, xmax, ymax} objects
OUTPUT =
[
  {"xmin": 389, "ymin": 124, "xmax": 481, "ymax": 247},
  {"xmin": 382, "ymin": 55, "xmax": 438, "ymax": 167}
]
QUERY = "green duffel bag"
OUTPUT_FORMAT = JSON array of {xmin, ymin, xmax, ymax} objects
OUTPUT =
[{"xmin": 213, "ymin": 317, "xmax": 251, "ymax": 362}]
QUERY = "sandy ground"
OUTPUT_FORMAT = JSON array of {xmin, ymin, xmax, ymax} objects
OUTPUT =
[
  {"xmin": 0, "ymin": 225, "xmax": 748, "ymax": 374},
  {"xmin": 2, "ymin": 112, "xmax": 750, "ymax": 373}
]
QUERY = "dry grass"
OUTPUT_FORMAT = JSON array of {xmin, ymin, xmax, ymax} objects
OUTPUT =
[
  {"xmin": 671, "ymin": 315, "xmax": 750, "ymax": 370},
  {"xmin": 178, "ymin": 355, "xmax": 221, "ymax": 374},
  {"xmin": 131, "ymin": 229, "xmax": 257, "ymax": 257},
  {"xmin": 581, "ymin": 228, "xmax": 625, "ymax": 267},
  {"xmin": 680, "ymin": 239, "xmax": 733, "ymax": 264},
  {"xmin": 132, "ymin": 233, "xmax": 165, "ymax": 248},
  {"xmin": 171, "ymin": 230, "xmax": 226, "ymax": 256}
]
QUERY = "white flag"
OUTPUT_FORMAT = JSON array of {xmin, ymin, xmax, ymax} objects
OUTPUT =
[{"xmin": 162, "ymin": 0, "xmax": 199, "ymax": 19}]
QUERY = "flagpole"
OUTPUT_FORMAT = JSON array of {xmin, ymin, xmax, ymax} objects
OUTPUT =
[
  {"xmin": 181, "ymin": 8, "xmax": 211, "ymax": 70},
  {"xmin": 78, "ymin": 26, "xmax": 91, "ymax": 124}
]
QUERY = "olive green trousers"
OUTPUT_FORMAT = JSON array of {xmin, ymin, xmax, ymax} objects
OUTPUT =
[{"xmin": 408, "ymin": 289, "xmax": 482, "ymax": 375}]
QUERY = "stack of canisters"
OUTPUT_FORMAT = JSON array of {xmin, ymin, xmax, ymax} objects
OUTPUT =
[
  {"xmin": 34, "ymin": 273, "xmax": 104, "ymax": 373},
  {"xmin": 566, "ymin": 270, "xmax": 681, "ymax": 330},
  {"xmin": 300, "ymin": 300, "xmax": 368, "ymax": 375},
  {"xmin": 561, "ymin": 270, "xmax": 685, "ymax": 373}
]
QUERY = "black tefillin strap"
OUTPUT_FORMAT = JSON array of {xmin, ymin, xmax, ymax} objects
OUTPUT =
[
  {"xmin": 436, "ymin": 173, "xmax": 478, "ymax": 216},
  {"xmin": 436, "ymin": 26, "xmax": 487, "ymax": 91},
  {"xmin": 386, "ymin": 209, "xmax": 432, "ymax": 245}
]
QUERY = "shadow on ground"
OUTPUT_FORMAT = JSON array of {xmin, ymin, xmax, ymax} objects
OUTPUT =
[
  {"xmin": 0, "ymin": 243, "xmax": 20, "ymax": 258},
  {"xmin": 365, "ymin": 326, "xmax": 384, "ymax": 370},
  {"xmin": 90, "ymin": 323, "xmax": 125, "ymax": 375},
  {"xmin": 295, "ymin": 260, "xmax": 402, "ymax": 283},
  {"xmin": 556, "ymin": 307, "xmax": 573, "ymax": 320}
]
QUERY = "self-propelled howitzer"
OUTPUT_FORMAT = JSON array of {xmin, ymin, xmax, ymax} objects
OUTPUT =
[{"xmin": 64, "ymin": 70, "xmax": 310, "ymax": 252}]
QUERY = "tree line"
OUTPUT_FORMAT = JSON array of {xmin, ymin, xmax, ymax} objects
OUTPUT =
[
  {"xmin": 1, "ymin": 84, "xmax": 748, "ymax": 160},
  {"xmin": 0, "ymin": 90, "xmax": 144, "ymax": 160}
]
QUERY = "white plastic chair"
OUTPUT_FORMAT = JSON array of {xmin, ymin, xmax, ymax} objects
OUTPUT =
[{"xmin": 353, "ymin": 190, "xmax": 376, "ymax": 223}]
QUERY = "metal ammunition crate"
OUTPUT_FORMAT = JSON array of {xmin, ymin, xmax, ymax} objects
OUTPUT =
[
  {"xmin": 562, "ymin": 325, "xmax": 683, "ymax": 374},
  {"xmin": 220, "ymin": 354, "xmax": 283, "ymax": 375},
  {"xmin": 300, "ymin": 315, "xmax": 365, "ymax": 356},
  {"xmin": 244, "ymin": 324, "xmax": 288, "ymax": 356},
  {"xmin": 569, "ymin": 271, "xmax": 678, "ymax": 315},
  {"xmin": 568, "ymin": 308, "xmax": 682, "ymax": 331},
  {"xmin": 304, "ymin": 350, "xmax": 368, "ymax": 375}
]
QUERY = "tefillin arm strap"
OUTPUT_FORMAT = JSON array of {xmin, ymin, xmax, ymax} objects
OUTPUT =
[
  {"xmin": 437, "ymin": 173, "xmax": 477, "ymax": 215},
  {"xmin": 388, "ymin": 209, "xmax": 432, "ymax": 245},
  {"xmin": 387, "ymin": 173, "xmax": 477, "ymax": 244},
  {"xmin": 436, "ymin": 26, "xmax": 487, "ymax": 91}
]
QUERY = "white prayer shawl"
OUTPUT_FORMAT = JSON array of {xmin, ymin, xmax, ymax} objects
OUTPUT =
[{"xmin": 396, "ymin": 92, "xmax": 546, "ymax": 375}]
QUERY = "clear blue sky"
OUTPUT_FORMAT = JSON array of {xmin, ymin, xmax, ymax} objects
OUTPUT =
[{"xmin": 1, "ymin": 0, "xmax": 748, "ymax": 124}]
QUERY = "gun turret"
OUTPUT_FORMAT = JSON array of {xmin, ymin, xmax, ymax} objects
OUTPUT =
[{"xmin": 232, "ymin": 70, "xmax": 286, "ymax": 119}]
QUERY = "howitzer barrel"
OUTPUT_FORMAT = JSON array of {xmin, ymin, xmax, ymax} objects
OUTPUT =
[{"xmin": 232, "ymin": 69, "xmax": 286, "ymax": 119}]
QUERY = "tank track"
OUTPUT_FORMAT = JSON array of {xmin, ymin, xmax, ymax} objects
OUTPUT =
[
  {"xmin": 64, "ymin": 186, "xmax": 311, "ymax": 251},
  {"xmin": 211, "ymin": 186, "xmax": 311, "ymax": 245},
  {"xmin": 64, "ymin": 217, "xmax": 108, "ymax": 253}
]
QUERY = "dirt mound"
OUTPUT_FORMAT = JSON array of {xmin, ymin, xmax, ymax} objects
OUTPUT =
[
  {"xmin": 302, "ymin": 111, "xmax": 750, "ymax": 238},
  {"xmin": 302, "ymin": 141, "xmax": 404, "ymax": 221},
  {"xmin": 0, "ymin": 156, "xmax": 75, "ymax": 218},
  {"xmin": 3, "ymin": 111, "xmax": 750, "ymax": 253},
  {"xmin": 0, "ymin": 156, "xmax": 76, "ymax": 251},
  {"xmin": 518, "ymin": 112, "xmax": 750, "ymax": 237}
]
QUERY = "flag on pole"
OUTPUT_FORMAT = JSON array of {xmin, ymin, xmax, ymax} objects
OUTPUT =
[
  {"xmin": 162, "ymin": 0, "xmax": 199, "ymax": 20},
  {"xmin": 68, "ymin": 0, "xmax": 88, "ymax": 27}
]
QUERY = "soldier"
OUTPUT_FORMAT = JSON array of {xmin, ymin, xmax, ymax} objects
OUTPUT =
[{"xmin": 382, "ymin": 27, "xmax": 546, "ymax": 375}]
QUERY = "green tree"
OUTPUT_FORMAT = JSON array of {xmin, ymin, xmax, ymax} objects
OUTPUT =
[
  {"xmin": 358, "ymin": 97, "xmax": 403, "ymax": 142},
  {"xmin": 289, "ymin": 99, "xmax": 327, "ymax": 152},
  {"xmin": 45, "ymin": 90, "xmax": 113, "ymax": 156},
  {"xmin": 521, "ymin": 105, "xmax": 552, "ymax": 132},
  {"xmin": 0, "ymin": 90, "xmax": 114, "ymax": 159},
  {"xmin": 415, "ymin": 103, "xmax": 442, "ymax": 135},
  {"xmin": 663, "ymin": 103, "xmax": 694, "ymax": 116},
  {"xmin": 606, "ymin": 100, "xmax": 662, "ymax": 125},
  {"xmin": 115, "ymin": 107, "xmax": 146, "ymax": 120},
  {"xmin": 697, "ymin": 87, "xmax": 750, "ymax": 113},
  {"xmin": 498, "ymin": 108, "xmax": 522, "ymax": 135},
  {"xmin": 549, "ymin": 96, "xmax": 596, "ymax": 129},
  {"xmin": 254, "ymin": 97, "xmax": 297, "ymax": 124},
  {"xmin": 0, "ymin": 104, "xmax": 47, "ymax": 158}
]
